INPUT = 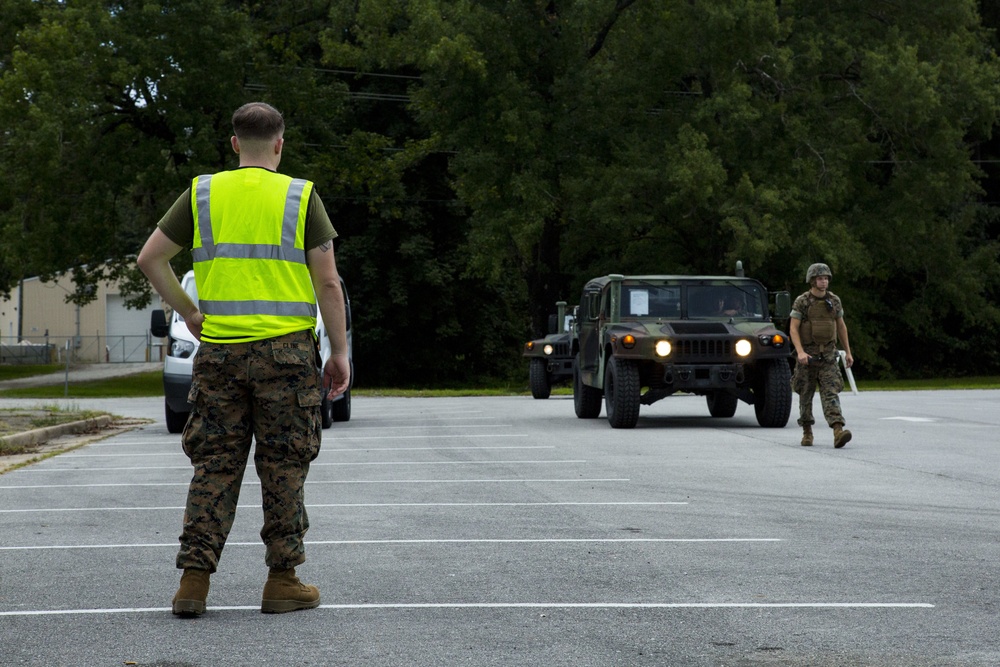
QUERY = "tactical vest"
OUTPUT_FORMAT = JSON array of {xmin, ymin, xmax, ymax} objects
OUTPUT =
[
  {"xmin": 190, "ymin": 168, "xmax": 316, "ymax": 344},
  {"xmin": 799, "ymin": 296, "xmax": 837, "ymax": 353}
]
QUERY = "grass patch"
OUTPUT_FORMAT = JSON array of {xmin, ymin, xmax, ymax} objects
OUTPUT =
[
  {"xmin": 355, "ymin": 386, "xmax": 532, "ymax": 398},
  {"xmin": 0, "ymin": 370, "xmax": 165, "ymax": 399},
  {"xmin": 856, "ymin": 376, "xmax": 1000, "ymax": 391},
  {"xmin": 0, "ymin": 364, "xmax": 62, "ymax": 381},
  {"xmin": 2, "ymin": 367, "xmax": 999, "ymax": 399}
]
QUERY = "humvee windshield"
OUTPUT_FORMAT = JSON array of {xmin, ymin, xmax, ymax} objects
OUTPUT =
[
  {"xmin": 621, "ymin": 285, "xmax": 681, "ymax": 317},
  {"xmin": 619, "ymin": 282, "xmax": 766, "ymax": 319},
  {"xmin": 687, "ymin": 284, "xmax": 765, "ymax": 319}
]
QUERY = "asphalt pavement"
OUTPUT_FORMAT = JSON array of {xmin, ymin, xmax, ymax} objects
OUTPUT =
[{"xmin": 1, "ymin": 389, "xmax": 999, "ymax": 666}]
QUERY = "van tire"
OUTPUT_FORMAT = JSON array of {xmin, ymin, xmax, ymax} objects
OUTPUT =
[
  {"xmin": 165, "ymin": 402, "xmax": 188, "ymax": 434},
  {"xmin": 331, "ymin": 388, "xmax": 351, "ymax": 423}
]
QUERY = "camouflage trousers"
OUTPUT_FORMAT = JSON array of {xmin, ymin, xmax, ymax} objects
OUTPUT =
[
  {"xmin": 791, "ymin": 352, "xmax": 846, "ymax": 428},
  {"xmin": 177, "ymin": 329, "xmax": 323, "ymax": 573}
]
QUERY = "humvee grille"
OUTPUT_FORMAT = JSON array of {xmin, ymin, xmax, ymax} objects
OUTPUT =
[
  {"xmin": 675, "ymin": 339, "xmax": 732, "ymax": 359},
  {"xmin": 552, "ymin": 342, "xmax": 570, "ymax": 356}
]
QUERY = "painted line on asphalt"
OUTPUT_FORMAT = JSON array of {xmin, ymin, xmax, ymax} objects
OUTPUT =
[
  {"xmin": 322, "ymin": 434, "xmax": 533, "ymax": 441},
  {"xmin": 89, "ymin": 433, "xmax": 532, "ymax": 443},
  {"xmin": 0, "ymin": 538, "xmax": 781, "ymax": 551},
  {"xmin": 318, "ymin": 424, "xmax": 518, "ymax": 430},
  {"xmin": 22, "ymin": 460, "xmax": 589, "ymax": 473},
  {"xmin": 56, "ymin": 445, "xmax": 557, "ymax": 457},
  {"xmin": 0, "ymin": 477, "xmax": 629, "ymax": 490},
  {"xmin": 0, "ymin": 601, "xmax": 935, "ymax": 617},
  {"xmin": 0, "ymin": 501, "xmax": 688, "ymax": 514}
]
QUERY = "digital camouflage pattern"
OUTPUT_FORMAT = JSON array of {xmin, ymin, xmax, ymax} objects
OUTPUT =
[
  {"xmin": 792, "ymin": 350, "xmax": 846, "ymax": 427},
  {"xmin": 791, "ymin": 289, "xmax": 847, "ymax": 428},
  {"xmin": 805, "ymin": 262, "xmax": 832, "ymax": 283},
  {"xmin": 177, "ymin": 329, "xmax": 323, "ymax": 573}
]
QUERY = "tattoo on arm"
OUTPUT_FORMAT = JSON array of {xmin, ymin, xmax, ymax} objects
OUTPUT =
[{"xmin": 318, "ymin": 241, "xmax": 332, "ymax": 253}]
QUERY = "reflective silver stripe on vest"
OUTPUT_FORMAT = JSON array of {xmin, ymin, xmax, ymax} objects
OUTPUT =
[
  {"xmin": 199, "ymin": 299, "xmax": 318, "ymax": 318},
  {"xmin": 282, "ymin": 178, "xmax": 307, "ymax": 248},
  {"xmin": 191, "ymin": 176, "xmax": 309, "ymax": 264},
  {"xmin": 193, "ymin": 175, "xmax": 215, "ymax": 261},
  {"xmin": 199, "ymin": 244, "xmax": 306, "ymax": 263}
]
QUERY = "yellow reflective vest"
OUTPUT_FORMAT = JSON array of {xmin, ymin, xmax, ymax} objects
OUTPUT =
[{"xmin": 190, "ymin": 168, "xmax": 316, "ymax": 343}]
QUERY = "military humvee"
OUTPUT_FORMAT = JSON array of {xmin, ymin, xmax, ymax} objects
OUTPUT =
[
  {"xmin": 571, "ymin": 263, "xmax": 793, "ymax": 428},
  {"xmin": 523, "ymin": 301, "xmax": 576, "ymax": 399}
]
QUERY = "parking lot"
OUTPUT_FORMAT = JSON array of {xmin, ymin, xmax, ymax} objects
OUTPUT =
[{"xmin": 1, "ymin": 390, "xmax": 999, "ymax": 666}]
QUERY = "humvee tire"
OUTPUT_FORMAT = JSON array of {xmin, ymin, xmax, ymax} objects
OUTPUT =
[
  {"xmin": 529, "ymin": 358, "xmax": 552, "ymax": 399},
  {"xmin": 573, "ymin": 355, "xmax": 603, "ymax": 418},
  {"xmin": 706, "ymin": 391, "xmax": 739, "ymax": 418},
  {"xmin": 605, "ymin": 357, "xmax": 640, "ymax": 429},
  {"xmin": 754, "ymin": 359, "xmax": 792, "ymax": 427}
]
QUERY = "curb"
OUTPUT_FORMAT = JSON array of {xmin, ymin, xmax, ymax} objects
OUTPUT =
[{"xmin": 0, "ymin": 415, "xmax": 115, "ymax": 449}]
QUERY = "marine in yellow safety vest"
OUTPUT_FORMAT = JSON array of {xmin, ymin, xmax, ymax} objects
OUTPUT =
[{"xmin": 138, "ymin": 102, "xmax": 350, "ymax": 617}]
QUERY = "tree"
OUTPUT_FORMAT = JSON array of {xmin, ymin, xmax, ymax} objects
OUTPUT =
[
  {"xmin": 2, "ymin": 0, "xmax": 998, "ymax": 382},
  {"xmin": 323, "ymin": 0, "xmax": 1000, "ymax": 378},
  {"xmin": 0, "ymin": 0, "xmax": 258, "ymax": 305}
]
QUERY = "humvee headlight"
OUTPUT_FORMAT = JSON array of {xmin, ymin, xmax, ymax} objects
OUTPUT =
[
  {"xmin": 621, "ymin": 334, "xmax": 636, "ymax": 349},
  {"xmin": 543, "ymin": 344, "xmax": 554, "ymax": 355},
  {"xmin": 525, "ymin": 341, "xmax": 535, "ymax": 351},
  {"xmin": 655, "ymin": 340, "xmax": 672, "ymax": 357},
  {"xmin": 735, "ymin": 339, "xmax": 752, "ymax": 357}
]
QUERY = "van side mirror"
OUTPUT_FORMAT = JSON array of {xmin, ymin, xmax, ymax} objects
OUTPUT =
[
  {"xmin": 773, "ymin": 292, "xmax": 791, "ymax": 319},
  {"xmin": 150, "ymin": 310, "xmax": 170, "ymax": 338}
]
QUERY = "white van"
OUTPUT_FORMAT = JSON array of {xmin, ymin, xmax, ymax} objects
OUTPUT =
[{"xmin": 150, "ymin": 271, "xmax": 354, "ymax": 433}]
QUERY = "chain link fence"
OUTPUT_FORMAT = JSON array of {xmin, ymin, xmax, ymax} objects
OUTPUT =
[{"xmin": 0, "ymin": 335, "xmax": 164, "ymax": 365}]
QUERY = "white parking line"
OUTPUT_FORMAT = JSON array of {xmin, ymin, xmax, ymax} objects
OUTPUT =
[
  {"xmin": 58, "ymin": 446, "xmax": 558, "ymax": 457},
  {"xmin": 331, "ymin": 434, "xmax": 531, "ymax": 441},
  {"xmin": 320, "ymin": 424, "xmax": 517, "ymax": 430},
  {"xmin": 0, "ymin": 601, "xmax": 934, "ymax": 617},
  {"xmin": 24, "ymin": 459, "xmax": 589, "ymax": 473},
  {"xmin": 0, "ymin": 477, "xmax": 629, "ymax": 490},
  {"xmin": 0, "ymin": 537, "xmax": 782, "ymax": 551},
  {"xmin": 0, "ymin": 501, "xmax": 688, "ymax": 514}
]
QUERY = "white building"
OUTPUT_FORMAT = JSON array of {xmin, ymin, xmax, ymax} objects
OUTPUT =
[{"xmin": 0, "ymin": 271, "xmax": 160, "ymax": 363}]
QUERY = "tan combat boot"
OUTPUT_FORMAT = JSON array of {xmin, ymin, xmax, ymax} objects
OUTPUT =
[
  {"xmin": 172, "ymin": 568, "xmax": 210, "ymax": 617},
  {"xmin": 261, "ymin": 567, "xmax": 321, "ymax": 614},
  {"xmin": 833, "ymin": 424, "xmax": 852, "ymax": 449},
  {"xmin": 800, "ymin": 425, "xmax": 813, "ymax": 447}
]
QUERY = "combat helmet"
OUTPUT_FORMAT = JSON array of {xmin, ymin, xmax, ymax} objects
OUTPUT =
[{"xmin": 805, "ymin": 263, "xmax": 832, "ymax": 283}]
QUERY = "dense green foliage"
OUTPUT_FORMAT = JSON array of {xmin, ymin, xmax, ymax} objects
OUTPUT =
[{"xmin": 1, "ymin": 0, "xmax": 998, "ymax": 384}]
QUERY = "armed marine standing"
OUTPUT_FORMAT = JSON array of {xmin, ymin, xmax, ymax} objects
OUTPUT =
[{"xmin": 788, "ymin": 263, "xmax": 854, "ymax": 448}]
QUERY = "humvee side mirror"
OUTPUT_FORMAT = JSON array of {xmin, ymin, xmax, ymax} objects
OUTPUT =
[
  {"xmin": 150, "ymin": 309, "xmax": 170, "ymax": 338},
  {"xmin": 773, "ymin": 292, "xmax": 791, "ymax": 319}
]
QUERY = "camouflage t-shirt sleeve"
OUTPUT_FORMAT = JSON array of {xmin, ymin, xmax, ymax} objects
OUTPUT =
[
  {"xmin": 156, "ymin": 185, "xmax": 337, "ymax": 251},
  {"xmin": 790, "ymin": 293, "xmax": 809, "ymax": 320},
  {"xmin": 305, "ymin": 189, "xmax": 337, "ymax": 251}
]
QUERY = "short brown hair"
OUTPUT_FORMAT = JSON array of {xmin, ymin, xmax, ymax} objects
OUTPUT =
[{"xmin": 232, "ymin": 102, "xmax": 284, "ymax": 141}]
